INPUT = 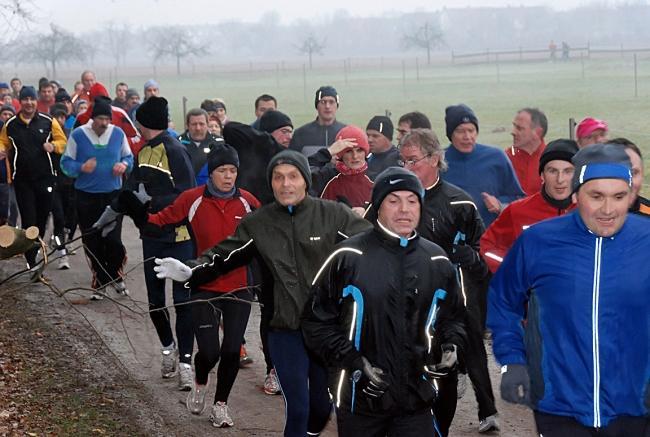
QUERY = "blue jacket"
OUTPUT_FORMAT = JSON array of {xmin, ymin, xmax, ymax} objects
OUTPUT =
[
  {"xmin": 444, "ymin": 143, "xmax": 524, "ymax": 227},
  {"xmin": 488, "ymin": 211, "xmax": 650, "ymax": 428}
]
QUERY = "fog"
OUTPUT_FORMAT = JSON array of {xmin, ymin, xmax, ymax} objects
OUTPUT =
[
  {"xmin": 4, "ymin": 0, "xmax": 650, "ymax": 74},
  {"xmin": 34, "ymin": 0, "xmax": 613, "ymax": 33}
]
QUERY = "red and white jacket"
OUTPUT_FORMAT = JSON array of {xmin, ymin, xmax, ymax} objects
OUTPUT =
[
  {"xmin": 480, "ymin": 190, "xmax": 574, "ymax": 273},
  {"xmin": 148, "ymin": 185, "xmax": 260, "ymax": 293}
]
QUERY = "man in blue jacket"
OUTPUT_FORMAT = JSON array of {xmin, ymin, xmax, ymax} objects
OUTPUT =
[
  {"xmin": 443, "ymin": 104, "xmax": 524, "ymax": 227},
  {"xmin": 488, "ymin": 143, "xmax": 649, "ymax": 435}
]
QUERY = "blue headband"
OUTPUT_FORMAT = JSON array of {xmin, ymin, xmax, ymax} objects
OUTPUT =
[{"xmin": 575, "ymin": 162, "xmax": 631, "ymax": 191}]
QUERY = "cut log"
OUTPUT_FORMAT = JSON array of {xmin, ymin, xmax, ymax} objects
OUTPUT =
[{"xmin": 0, "ymin": 226, "xmax": 40, "ymax": 259}]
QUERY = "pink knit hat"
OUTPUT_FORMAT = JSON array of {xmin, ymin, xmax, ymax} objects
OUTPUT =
[{"xmin": 334, "ymin": 125, "xmax": 370, "ymax": 157}]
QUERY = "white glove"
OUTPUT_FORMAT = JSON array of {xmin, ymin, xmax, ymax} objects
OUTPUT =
[
  {"xmin": 92, "ymin": 206, "xmax": 122, "ymax": 237},
  {"xmin": 153, "ymin": 257, "xmax": 192, "ymax": 282}
]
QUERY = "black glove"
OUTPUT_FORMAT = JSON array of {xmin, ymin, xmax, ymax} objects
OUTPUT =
[
  {"xmin": 425, "ymin": 343, "xmax": 458, "ymax": 378},
  {"xmin": 352, "ymin": 357, "xmax": 389, "ymax": 399},
  {"xmin": 500, "ymin": 364, "xmax": 530, "ymax": 405},
  {"xmin": 449, "ymin": 244, "xmax": 478, "ymax": 267}
]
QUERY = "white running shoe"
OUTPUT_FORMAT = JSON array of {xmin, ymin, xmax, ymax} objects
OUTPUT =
[
  {"xmin": 186, "ymin": 381, "xmax": 208, "ymax": 414},
  {"xmin": 112, "ymin": 280, "xmax": 130, "ymax": 297},
  {"xmin": 178, "ymin": 363, "xmax": 193, "ymax": 391},
  {"xmin": 161, "ymin": 344, "xmax": 178, "ymax": 378},
  {"xmin": 57, "ymin": 253, "xmax": 70, "ymax": 270},
  {"xmin": 209, "ymin": 401, "xmax": 233, "ymax": 428},
  {"xmin": 263, "ymin": 369, "xmax": 281, "ymax": 395}
]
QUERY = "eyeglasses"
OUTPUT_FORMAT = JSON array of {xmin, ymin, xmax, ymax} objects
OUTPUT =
[{"xmin": 398, "ymin": 154, "xmax": 431, "ymax": 167}]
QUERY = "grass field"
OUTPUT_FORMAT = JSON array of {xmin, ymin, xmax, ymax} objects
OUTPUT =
[{"xmin": 37, "ymin": 55, "xmax": 650, "ymax": 188}]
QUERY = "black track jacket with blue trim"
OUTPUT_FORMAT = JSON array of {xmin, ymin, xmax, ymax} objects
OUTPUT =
[{"xmin": 302, "ymin": 223, "xmax": 467, "ymax": 415}]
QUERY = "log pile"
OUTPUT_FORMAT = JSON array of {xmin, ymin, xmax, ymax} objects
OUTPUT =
[{"xmin": 0, "ymin": 226, "xmax": 39, "ymax": 260}]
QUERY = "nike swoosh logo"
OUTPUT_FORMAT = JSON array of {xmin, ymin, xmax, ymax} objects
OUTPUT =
[{"xmin": 388, "ymin": 179, "xmax": 404, "ymax": 185}]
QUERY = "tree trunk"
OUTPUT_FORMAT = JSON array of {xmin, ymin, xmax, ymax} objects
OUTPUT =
[
  {"xmin": 177, "ymin": 55, "xmax": 181, "ymax": 75},
  {"xmin": 51, "ymin": 59, "xmax": 57, "ymax": 79},
  {"xmin": 427, "ymin": 46, "xmax": 431, "ymax": 65},
  {"xmin": 308, "ymin": 51, "xmax": 313, "ymax": 70},
  {"xmin": 0, "ymin": 226, "xmax": 39, "ymax": 260}
]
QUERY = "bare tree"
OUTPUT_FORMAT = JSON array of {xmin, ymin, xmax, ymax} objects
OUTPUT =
[
  {"xmin": 21, "ymin": 23, "xmax": 86, "ymax": 78},
  {"xmin": 103, "ymin": 22, "xmax": 132, "ymax": 71},
  {"xmin": 147, "ymin": 27, "xmax": 208, "ymax": 75},
  {"xmin": 297, "ymin": 34, "xmax": 325, "ymax": 69},
  {"xmin": 0, "ymin": 0, "xmax": 32, "ymax": 38},
  {"xmin": 402, "ymin": 21, "xmax": 444, "ymax": 65}
]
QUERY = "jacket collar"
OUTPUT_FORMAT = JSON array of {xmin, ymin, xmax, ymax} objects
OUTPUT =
[
  {"xmin": 541, "ymin": 184, "xmax": 573, "ymax": 211},
  {"xmin": 273, "ymin": 194, "xmax": 313, "ymax": 215},
  {"xmin": 375, "ymin": 219, "xmax": 419, "ymax": 248}
]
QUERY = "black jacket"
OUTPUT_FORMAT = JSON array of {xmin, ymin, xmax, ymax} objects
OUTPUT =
[
  {"xmin": 222, "ymin": 122, "xmax": 284, "ymax": 205},
  {"xmin": 307, "ymin": 147, "xmax": 337, "ymax": 197},
  {"xmin": 185, "ymin": 195, "xmax": 372, "ymax": 330},
  {"xmin": 302, "ymin": 224, "xmax": 466, "ymax": 415},
  {"xmin": 366, "ymin": 146, "xmax": 400, "ymax": 181},
  {"xmin": 416, "ymin": 178, "xmax": 487, "ymax": 280},
  {"xmin": 177, "ymin": 131, "xmax": 220, "ymax": 176},
  {"xmin": 3, "ymin": 112, "xmax": 60, "ymax": 182},
  {"xmin": 289, "ymin": 118, "xmax": 345, "ymax": 153},
  {"xmin": 121, "ymin": 131, "xmax": 196, "ymax": 243}
]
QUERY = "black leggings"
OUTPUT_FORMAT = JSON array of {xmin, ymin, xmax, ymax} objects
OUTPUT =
[
  {"xmin": 13, "ymin": 178, "xmax": 54, "ymax": 266},
  {"xmin": 76, "ymin": 190, "xmax": 126, "ymax": 288},
  {"xmin": 191, "ymin": 289, "xmax": 252, "ymax": 403}
]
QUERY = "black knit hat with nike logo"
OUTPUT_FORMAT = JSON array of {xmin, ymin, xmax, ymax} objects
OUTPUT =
[{"xmin": 366, "ymin": 167, "xmax": 424, "ymax": 222}]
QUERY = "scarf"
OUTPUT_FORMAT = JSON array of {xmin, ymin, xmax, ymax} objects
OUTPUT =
[
  {"xmin": 206, "ymin": 179, "xmax": 236, "ymax": 199},
  {"xmin": 335, "ymin": 159, "xmax": 368, "ymax": 176}
]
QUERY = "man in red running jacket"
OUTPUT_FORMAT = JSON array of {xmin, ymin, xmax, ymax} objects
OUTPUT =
[{"xmin": 481, "ymin": 139, "xmax": 578, "ymax": 273}]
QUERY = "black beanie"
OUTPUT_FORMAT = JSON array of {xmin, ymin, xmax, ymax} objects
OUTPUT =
[
  {"xmin": 207, "ymin": 144, "xmax": 239, "ymax": 174},
  {"xmin": 55, "ymin": 88, "xmax": 72, "ymax": 103},
  {"xmin": 366, "ymin": 116, "xmax": 393, "ymax": 141},
  {"xmin": 259, "ymin": 110, "xmax": 292, "ymax": 133},
  {"xmin": 368, "ymin": 167, "xmax": 424, "ymax": 222},
  {"xmin": 571, "ymin": 143, "xmax": 632, "ymax": 192},
  {"xmin": 445, "ymin": 104, "xmax": 479, "ymax": 141},
  {"xmin": 136, "ymin": 96, "xmax": 169, "ymax": 130},
  {"xmin": 92, "ymin": 96, "xmax": 112, "ymax": 119},
  {"xmin": 314, "ymin": 85, "xmax": 339, "ymax": 108},
  {"xmin": 267, "ymin": 149, "xmax": 311, "ymax": 191},
  {"xmin": 19, "ymin": 86, "xmax": 37, "ymax": 101},
  {"xmin": 539, "ymin": 139, "xmax": 578, "ymax": 174}
]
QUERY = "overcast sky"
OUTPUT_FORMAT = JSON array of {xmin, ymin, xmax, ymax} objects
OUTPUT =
[{"xmin": 31, "ymin": 0, "xmax": 607, "ymax": 33}]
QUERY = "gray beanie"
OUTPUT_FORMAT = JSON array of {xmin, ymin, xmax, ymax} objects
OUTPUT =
[
  {"xmin": 571, "ymin": 143, "xmax": 632, "ymax": 192},
  {"xmin": 267, "ymin": 149, "xmax": 311, "ymax": 191}
]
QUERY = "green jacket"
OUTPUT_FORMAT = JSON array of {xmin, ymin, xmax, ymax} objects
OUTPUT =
[{"xmin": 186, "ymin": 195, "xmax": 372, "ymax": 330}]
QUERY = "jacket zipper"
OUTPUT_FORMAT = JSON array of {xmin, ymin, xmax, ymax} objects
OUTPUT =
[{"xmin": 591, "ymin": 237, "xmax": 602, "ymax": 428}]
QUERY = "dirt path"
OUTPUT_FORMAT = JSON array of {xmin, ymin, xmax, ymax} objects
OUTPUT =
[{"xmin": 0, "ymin": 221, "xmax": 536, "ymax": 436}]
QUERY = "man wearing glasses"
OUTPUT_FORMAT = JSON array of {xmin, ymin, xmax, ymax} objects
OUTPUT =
[
  {"xmin": 399, "ymin": 128, "xmax": 499, "ymax": 434},
  {"xmin": 289, "ymin": 85, "xmax": 346, "ymax": 155}
]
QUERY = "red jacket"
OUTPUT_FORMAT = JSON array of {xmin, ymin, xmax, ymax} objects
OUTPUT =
[
  {"xmin": 148, "ymin": 186, "xmax": 261, "ymax": 293},
  {"xmin": 505, "ymin": 142, "xmax": 545, "ymax": 197},
  {"xmin": 76, "ymin": 106, "xmax": 140, "ymax": 150},
  {"xmin": 321, "ymin": 172, "xmax": 373, "ymax": 208},
  {"xmin": 480, "ymin": 190, "xmax": 574, "ymax": 273}
]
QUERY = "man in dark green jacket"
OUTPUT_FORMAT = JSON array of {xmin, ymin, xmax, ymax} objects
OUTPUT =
[{"xmin": 154, "ymin": 149, "xmax": 371, "ymax": 436}]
